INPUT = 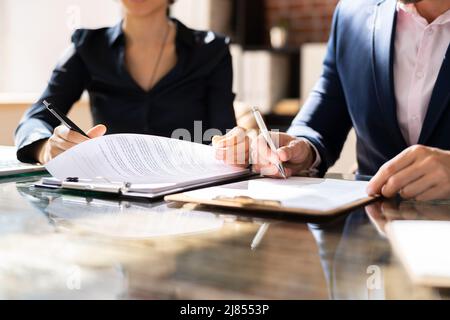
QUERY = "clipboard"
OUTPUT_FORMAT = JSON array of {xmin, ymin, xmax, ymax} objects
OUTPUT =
[
  {"xmin": 34, "ymin": 173, "xmax": 255, "ymax": 200},
  {"xmin": 165, "ymin": 177, "xmax": 377, "ymax": 216}
]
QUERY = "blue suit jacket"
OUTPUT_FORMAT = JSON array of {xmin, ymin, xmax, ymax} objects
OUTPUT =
[{"xmin": 288, "ymin": 0, "xmax": 450, "ymax": 176}]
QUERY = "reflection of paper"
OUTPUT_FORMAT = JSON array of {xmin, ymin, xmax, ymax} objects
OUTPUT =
[
  {"xmin": 45, "ymin": 134, "xmax": 247, "ymax": 191},
  {"xmin": 0, "ymin": 234, "xmax": 126, "ymax": 299},
  {"xmin": 185, "ymin": 177, "xmax": 370, "ymax": 212},
  {"xmin": 46, "ymin": 198, "xmax": 224, "ymax": 239},
  {"xmin": 387, "ymin": 221, "xmax": 450, "ymax": 287}
]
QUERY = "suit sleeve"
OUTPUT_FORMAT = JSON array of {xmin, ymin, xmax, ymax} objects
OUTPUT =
[
  {"xmin": 206, "ymin": 45, "xmax": 237, "ymax": 137},
  {"xmin": 287, "ymin": 2, "xmax": 352, "ymax": 176},
  {"xmin": 15, "ymin": 33, "xmax": 89, "ymax": 163}
]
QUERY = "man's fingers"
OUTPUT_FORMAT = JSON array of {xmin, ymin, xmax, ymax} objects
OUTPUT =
[
  {"xmin": 87, "ymin": 124, "xmax": 107, "ymax": 138},
  {"xmin": 380, "ymin": 161, "xmax": 428, "ymax": 197},
  {"xmin": 367, "ymin": 146, "xmax": 419, "ymax": 195},
  {"xmin": 255, "ymin": 134, "xmax": 280, "ymax": 166},
  {"xmin": 277, "ymin": 145, "xmax": 294, "ymax": 163},
  {"xmin": 277, "ymin": 139, "xmax": 309, "ymax": 164},
  {"xmin": 415, "ymin": 183, "xmax": 450, "ymax": 201},
  {"xmin": 397, "ymin": 171, "xmax": 440, "ymax": 200},
  {"xmin": 257, "ymin": 164, "xmax": 293, "ymax": 178}
]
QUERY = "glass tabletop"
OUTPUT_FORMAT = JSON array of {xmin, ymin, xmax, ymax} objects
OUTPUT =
[{"xmin": 0, "ymin": 173, "xmax": 449, "ymax": 299}]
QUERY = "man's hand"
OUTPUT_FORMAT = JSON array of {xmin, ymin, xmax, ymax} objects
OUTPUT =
[
  {"xmin": 35, "ymin": 124, "xmax": 107, "ymax": 164},
  {"xmin": 251, "ymin": 132, "xmax": 315, "ymax": 178},
  {"xmin": 367, "ymin": 145, "xmax": 450, "ymax": 201},
  {"xmin": 213, "ymin": 126, "xmax": 250, "ymax": 168}
]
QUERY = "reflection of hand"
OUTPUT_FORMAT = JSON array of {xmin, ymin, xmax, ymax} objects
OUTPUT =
[
  {"xmin": 365, "ymin": 200, "xmax": 450, "ymax": 236},
  {"xmin": 367, "ymin": 145, "xmax": 450, "ymax": 201},
  {"xmin": 365, "ymin": 202, "xmax": 393, "ymax": 236}
]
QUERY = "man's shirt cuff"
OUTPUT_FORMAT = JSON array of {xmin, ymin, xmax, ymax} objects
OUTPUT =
[{"xmin": 299, "ymin": 138, "xmax": 322, "ymax": 174}]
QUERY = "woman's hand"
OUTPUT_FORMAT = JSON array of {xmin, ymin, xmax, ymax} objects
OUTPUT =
[
  {"xmin": 35, "ymin": 124, "xmax": 107, "ymax": 164},
  {"xmin": 212, "ymin": 126, "xmax": 250, "ymax": 168}
]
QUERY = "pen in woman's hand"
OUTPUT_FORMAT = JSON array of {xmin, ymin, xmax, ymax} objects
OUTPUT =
[{"xmin": 43, "ymin": 100, "xmax": 89, "ymax": 138}]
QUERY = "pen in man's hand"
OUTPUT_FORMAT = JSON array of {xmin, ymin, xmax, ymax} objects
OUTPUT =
[
  {"xmin": 43, "ymin": 100, "xmax": 89, "ymax": 138},
  {"xmin": 251, "ymin": 106, "xmax": 287, "ymax": 179}
]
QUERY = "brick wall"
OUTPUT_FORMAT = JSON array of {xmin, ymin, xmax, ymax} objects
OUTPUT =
[{"xmin": 264, "ymin": 0, "xmax": 338, "ymax": 46}]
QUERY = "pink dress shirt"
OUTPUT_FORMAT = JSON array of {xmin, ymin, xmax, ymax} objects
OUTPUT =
[{"xmin": 394, "ymin": 3, "xmax": 450, "ymax": 146}]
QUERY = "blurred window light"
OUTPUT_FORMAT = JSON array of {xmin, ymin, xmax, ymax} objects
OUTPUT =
[{"xmin": 0, "ymin": 0, "xmax": 121, "ymax": 95}]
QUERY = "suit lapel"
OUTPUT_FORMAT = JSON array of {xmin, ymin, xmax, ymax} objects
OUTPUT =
[
  {"xmin": 372, "ymin": 0, "xmax": 408, "ymax": 149},
  {"xmin": 418, "ymin": 44, "xmax": 450, "ymax": 144}
]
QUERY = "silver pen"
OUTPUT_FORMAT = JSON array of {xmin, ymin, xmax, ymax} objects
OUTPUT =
[{"xmin": 251, "ymin": 106, "xmax": 287, "ymax": 179}]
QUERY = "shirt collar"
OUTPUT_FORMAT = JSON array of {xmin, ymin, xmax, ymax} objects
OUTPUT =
[
  {"xmin": 396, "ymin": 1, "xmax": 450, "ymax": 26},
  {"xmin": 396, "ymin": 1, "xmax": 418, "ymax": 15},
  {"xmin": 107, "ymin": 20, "xmax": 124, "ymax": 47},
  {"xmin": 106, "ymin": 18, "xmax": 195, "ymax": 48}
]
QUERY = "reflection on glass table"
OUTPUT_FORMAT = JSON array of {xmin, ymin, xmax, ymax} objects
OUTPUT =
[
  {"xmin": 0, "ymin": 175, "xmax": 447, "ymax": 299},
  {"xmin": 46, "ymin": 197, "xmax": 224, "ymax": 239}
]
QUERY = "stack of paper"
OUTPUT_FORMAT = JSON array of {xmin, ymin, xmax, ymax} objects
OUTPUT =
[{"xmin": 45, "ymin": 134, "xmax": 249, "ymax": 196}]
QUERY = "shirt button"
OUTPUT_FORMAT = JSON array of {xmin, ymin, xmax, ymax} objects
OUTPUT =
[
  {"xmin": 426, "ymin": 28, "xmax": 434, "ymax": 35},
  {"xmin": 416, "ymin": 71, "xmax": 424, "ymax": 78}
]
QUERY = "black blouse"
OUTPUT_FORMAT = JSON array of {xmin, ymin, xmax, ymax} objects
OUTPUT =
[{"xmin": 15, "ymin": 18, "xmax": 236, "ymax": 162}]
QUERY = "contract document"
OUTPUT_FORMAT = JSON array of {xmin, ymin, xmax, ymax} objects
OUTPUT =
[
  {"xmin": 166, "ymin": 177, "xmax": 374, "ymax": 216},
  {"xmin": 44, "ymin": 134, "xmax": 250, "ymax": 196}
]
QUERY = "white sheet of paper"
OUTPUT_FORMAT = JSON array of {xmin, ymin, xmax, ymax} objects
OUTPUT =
[
  {"xmin": 45, "ymin": 134, "xmax": 248, "ymax": 191},
  {"xmin": 387, "ymin": 221, "xmax": 450, "ymax": 287},
  {"xmin": 0, "ymin": 146, "xmax": 44, "ymax": 176},
  {"xmin": 184, "ymin": 177, "xmax": 370, "ymax": 212}
]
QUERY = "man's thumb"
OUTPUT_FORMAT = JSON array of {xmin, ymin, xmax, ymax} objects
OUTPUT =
[
  {"xmin": 277, "ymin": 140, "xmax": 305, "ymax": 163},
  {"xmin": 87, "ymin": 124, "xmax": 107, "ymax": 138},
  {"xmin": 277, "ymin": 145, "xmax": 293, "ymax": 162}
]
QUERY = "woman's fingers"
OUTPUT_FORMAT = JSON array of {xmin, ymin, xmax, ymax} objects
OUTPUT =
[
  {"xmin": 42, "ymin": 124, "xmax": 107, "ymax": 164},
  {"xmin": 87, "ymin": 124, "xmax": 107, "ymax": 138},
  {"xmin": 49, "ymin": 134, "xmax": 78, "ymax": 152},
  {"xmin": 213, "ymin": 127, "xmax": 250, "ymax": 166},
  {"xmin": 54, "ymin": 125, "xmax": 89, "ymax": 144},
  {"xmin": 212, "ymin": 127, "xmax": 246, "ymax": 148},
  {"xmin": 215, "ymin": 140, "xmax": 249, "ymax": 166}
]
